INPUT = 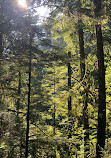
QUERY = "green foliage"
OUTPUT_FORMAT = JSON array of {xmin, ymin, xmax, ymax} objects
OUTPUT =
[{"xmin": 0, "ymin": 0, "xmax": 111, "ymax": 157}]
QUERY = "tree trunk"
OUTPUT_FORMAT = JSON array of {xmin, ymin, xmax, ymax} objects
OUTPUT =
[
  {"xmin": 53, "ymin": 65, "xmax": 56, "ymax": 135},
  {"xmin": 53, "ymin": 65, "xmax": 56, "ymax": 158},
  {"xmin": 0, "ymin": 33, "xmax": 2, "ymax": 103},
  {"xmin": 79, "ymin": 28, "xmax": 85, "ymax": 79},
  {"xmin": 67, "ymin": 52, "xmax": 72, "ymax": 157},
  {"xmin": 68, "ymin": 51, "xmax": 72, "ymax": 139},
  {"xmin": 78, "ymin": 24, "xmax": 90, "ymax": 158},
  {"xmin": 0, "ymin": 33, "xmax": 3, "ymax": 145},
  {"xmin": 96, "ymin": 25, "xmax": 106, "ymax": 158},
  {"xmin": 25, "ymin": 34, "xmax": 32, "ymax": 158},
  {"xmin": 93, "ymin": 0, "xmax": 106, "ymax": 156},
  {"xmin": 0, "ymin": 34, "xmax": 2, "ymax": 63},
  {"xmin": 17, "ymin": 71, "xmax": 21, "ymax": 115}
]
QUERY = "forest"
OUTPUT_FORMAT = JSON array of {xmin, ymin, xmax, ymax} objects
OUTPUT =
[{"xmin": 0, "ymin": 0, "xmax": 111, "ymax": 157}]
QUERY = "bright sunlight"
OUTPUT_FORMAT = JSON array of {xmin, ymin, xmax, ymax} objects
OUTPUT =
[{"xmin": 18, "ymin": 0, "xmax": 27, "ymax": 8}]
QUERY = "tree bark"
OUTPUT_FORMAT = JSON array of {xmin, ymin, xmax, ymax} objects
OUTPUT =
[
  {"xmin": 0, "ymin": 33, "xmax": 3, "ymax": 145},
  {"xmin": 78, "ymin": 28, "xmax": 85, "ymax": 80},
  {"xmin": 93, "ymin": 0, "xmax": 106, "ymax": 156},
  {"xmin": 96, "ymin": 25, "xmax": 106, "ymax": 158},
  {"xmin": 0, "ymin": 34, "xmax": 2, "ymax": 63},
  {"xmin": 25, "ymin": 34, "xmax": 32, "ymax": 158},
  {"xmin": 0, "ymin": 33, "xmax": 2, "ymax": 102},
  {"xmin": 68, "ymin": 51, "xmax": 72, "ymax": 139},
  {"xmin": 53, "ymin": 65, "xmax": 56, "ymax": 135},
  {"xmin": 78, "ymin": 24, "xmax": 90, "ymax": 158}
]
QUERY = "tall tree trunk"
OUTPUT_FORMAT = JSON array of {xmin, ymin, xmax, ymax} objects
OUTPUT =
[
  {"xmin": 0, "ymin": 33, "xmax": 2, "ymax": 64},
  {"xmin": 93, "ymin": 0, "xmax": 106, "ymax": 157},
  {"xmin": 0, "ymin": 33, "xmax": 3, "ymax": 145},
  {"xmin": 25, "ymin": 34, "xmax": 32, "ymax": 158},
  {"xmin": 78, "ymin": 23, "xmax": 90, "ymax": 158},
  {"xmin": 53, "ymin": 65, "xmax": 56, "ymax": 135},
  {"xmin": 53, "ymin": 64, "xmax": 56, "ymax": 158},
  {"xmin": 16, "ymin": 71, "xmax": 23, "ymax": 157},
  {"xmin": 67, "ymin": 51, "xmax": 72, "ymax": 157},
  {"xmin": 68, "ymin": 51, "xmax": 72, "ymax": 139},
  {"xmin": 0, "ymin": 33, "xmax": 3, "ymax": 102},
  {"xmin": 96, "ymin": 25, "xmax": 106, "ymax": 158}
]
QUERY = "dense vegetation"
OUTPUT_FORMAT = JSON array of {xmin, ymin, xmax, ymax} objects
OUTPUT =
[{"xmin": 0, "ymin": 0, "xmax": 111, "ymax": 157}]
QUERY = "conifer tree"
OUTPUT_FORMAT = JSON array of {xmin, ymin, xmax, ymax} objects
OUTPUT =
[
  {"xmin": 93, "ymin": 0, "xmax": 106, "ymax": 157},
  {"xmin": 78, "ymin": 18, "xmax": 90, "ymax": 158},
  {"xmin": 25, "ymin": 33, "xmax": 32, "ymax": 158},
  {"xmin": 68, "ymin": 51, "xmax": 72, "ymax": 139}
]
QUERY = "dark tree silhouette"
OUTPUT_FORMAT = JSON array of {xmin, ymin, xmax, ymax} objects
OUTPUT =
[
  {"xmin": 93, "ymin": 0, "xmax": 106, "ymax": 157},
  {"xmin": 25, "ymin": 34, "xmax": 32, "ymax": 158},
  {"xmin": 78, "ymin": 20, "xmax": 90, "ymax": 158}
]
